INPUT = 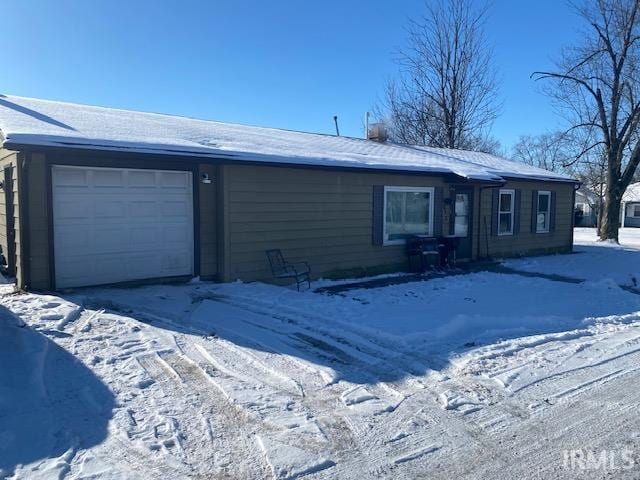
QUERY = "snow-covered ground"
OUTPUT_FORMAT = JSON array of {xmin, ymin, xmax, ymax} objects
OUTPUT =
[
  {"xmin": 2, "ymin": 228, "xmax": 640, "ymax": 479},
  {"xmin": 505, "ymin": 227, "xmax": 640, "ymax": 287}
]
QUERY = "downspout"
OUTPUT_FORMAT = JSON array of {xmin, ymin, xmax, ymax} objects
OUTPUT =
[
  {"xmin": 570, "ymin": 184, "xmax": 578, "ymax": 251},
  {"xmin": 18, "ymin": 153, "xmax": 30, "ymax": 290}
]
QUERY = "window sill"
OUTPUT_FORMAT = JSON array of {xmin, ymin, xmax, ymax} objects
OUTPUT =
[
  {"xmin": 383, "ymin": 235, "xmax": 434, "ymax": 246},
  {"xmin": 383, "ymin": 239, "xmax": 407, "ymax": 246}
]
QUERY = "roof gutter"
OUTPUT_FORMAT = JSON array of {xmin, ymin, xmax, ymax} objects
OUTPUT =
[{"xmin": 498, "ymin": 175, "xmax": 580, "ymax": 185}]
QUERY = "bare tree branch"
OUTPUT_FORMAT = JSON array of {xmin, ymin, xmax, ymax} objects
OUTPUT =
[
  {"xmin": 537, "ymin": 0, "xmax": 640, "ymax": 241},
  {"xmin": 375, "ymin": 0, "xmax": 500, "ymax": 153}
]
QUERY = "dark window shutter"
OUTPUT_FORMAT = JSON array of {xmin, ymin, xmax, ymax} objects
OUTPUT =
[
  {"xmin": 550, "ymin": 191, "xmax": 557, "ymax": 232},
  {"xmin": 531, "ymin": 190, "xmax": 538, "ymax": 233},
  {"xmin": 372, "ymin": 185, "xmax": 385, "ymax": 245},
  {"xmin": 491, "ymin": 189, "xmax": 499, "ymax": 236},
  {"xmin": 513, "ymin": 189, "xmax": 522, "ymax": 234},
  {"xmin": 433, "ymin": 187, "xmax": 443, "ymax": 237}
]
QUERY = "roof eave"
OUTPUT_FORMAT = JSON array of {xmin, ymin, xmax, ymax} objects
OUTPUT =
[
  {"xmin": 2, "ymin": 138, "xmax": 574, "ymax": 184},
  {"xmin": 498, "ymin": 174, "xmax": 580, "ymax": 185}
]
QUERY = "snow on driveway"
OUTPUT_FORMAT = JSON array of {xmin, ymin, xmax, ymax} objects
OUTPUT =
[
  {"xmin": 505, "ymin": 227, "xmax": 640, "ymax": 287},
  {"xmin": 2, "ymin": 229, "xmax": 640, "ymax": 478}
]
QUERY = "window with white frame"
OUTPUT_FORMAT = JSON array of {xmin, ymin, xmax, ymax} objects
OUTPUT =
[
  {"xmin": 383, "ymin": 186, "xmax": 434, "ymax": 244},
  {"xmin": 498, "ymin": 189, "xmax": 515, "ymax": 235},
  {"xmin": 628, "ymin": 204, "xmax": 640, "ymax": 218},
  {"xmin": 536, "ymin": 190, "xmax": 552, "ymax": 233}
]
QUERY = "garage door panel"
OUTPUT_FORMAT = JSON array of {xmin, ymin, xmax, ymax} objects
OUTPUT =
[
  {"xmin": 55, "ymin": 230, "xmax": 89, "ymax": 252},
  {"xmin": 95, "ymin": 201, "xmax": 126, "ymax": 218},
  {"xmin": 56, "ymin": 257, "xmax": 91, "ymax": 286},
  {"xmin": 53, "ymin": 166, "xmax": 194, "ymax": 288},
  {"xmin": 87, "ymin": 257, "xmax": 124, "ymax": 280},
  {"xmin": 93, "ymin": 169, "xmax": 124, "ymax": 187},
  {"xmin": 130, "ymin": 226, "xmax": 161, "ymax": 245},
  {"xmin": 92, "ymin": 227, "xmax": 132, "ymax": 251},
  {"xmin": 162, "ymin": 251, "xmax": 191, "ymax": 271},
  {"xmin": 55, "ymin": 168, "xmax": 89, "ymax": 187},
  {"xmin": 129, "ymin": 201, "xmax": 158, "ymax": 218},
  {"xmin": 128, "ymin": 170, "xmax": 157, "ymax": 187},
  {"xmin": 96, "ymin": 253, "xmax": 159, "ymax": 278},
  {"xmin": 161, "ymin": 227, "xmax": 190, "ymax": 244},
  {"xmin": 55, "ymin": 200, "xmax": 92, "ymax": 220},
  {"xmin": 162, "ymin": 200, "xmax": 190, "ymax": 216},
  {"xmin": 161, "ymin": 172, "xmax": 190, "ymax": 188}
]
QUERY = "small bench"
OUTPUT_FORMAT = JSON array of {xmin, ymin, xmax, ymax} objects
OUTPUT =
[{"xmin": 266, "ymin": 249, "xmax": 311, "ymax": 291}]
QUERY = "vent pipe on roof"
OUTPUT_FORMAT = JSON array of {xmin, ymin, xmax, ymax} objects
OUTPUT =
[
  {"xmin": 333, "ymin": 115, "xmax": 340, "ymax": 136},
  {"xmin": 364, "ymin": 111, "xmax": 370, "ymax": 139},
  {"xmin": 367, "ymin": 122, "xmax": 387, "ymax": 142}
]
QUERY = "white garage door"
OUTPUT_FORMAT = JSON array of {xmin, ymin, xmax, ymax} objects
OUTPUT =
[{"xmin": 52, "ymin": 165, "xmax": 194, "ymax": 288}]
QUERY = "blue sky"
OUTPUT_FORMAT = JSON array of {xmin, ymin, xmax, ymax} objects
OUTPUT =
[{"xmin": 2, "ymin": 0, "xmax": 580, "ymax": 150}]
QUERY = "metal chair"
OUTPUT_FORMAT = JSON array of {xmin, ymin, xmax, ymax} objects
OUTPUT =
[
  {"xmin": 406, "ymin": 236, "xmax": 441, "ymax": 272},
  {"xmin": 265, "ymin": 249, "xmax": 311, "ymax": 291}
]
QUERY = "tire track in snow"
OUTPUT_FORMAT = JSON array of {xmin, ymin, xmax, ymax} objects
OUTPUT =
[
  {"xmin": 97, "ymin": 301, "xmax": 346, "ymax": 470},
  {"xmin": 200, "ymin": 292, "xmax": 436, "ymax": 377},
  {"xmin": 135, "ymin": 350, "xmax": 272, "ymax": 479},
  {"xmin": 201, "ymin": 296, "xmax": 429, "ymax": 405}
]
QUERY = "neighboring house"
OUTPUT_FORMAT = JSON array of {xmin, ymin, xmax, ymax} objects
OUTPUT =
[
  {"xmin": 574, "ymin": 188, "xmax": 599, "ymax": 227},
  {"xmin": 0, "ymin": 95, "xmax": 578, "ymax": 291},
  {"xmin": 622, "ymin": 183, "xmax": 640, "ymax": 227}
]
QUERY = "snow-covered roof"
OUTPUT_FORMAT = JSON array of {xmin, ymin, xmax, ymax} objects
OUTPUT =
[
  {"xmin": 623, "ymin": 182, "xmax": 640, "ymax": 202},
  {"xmin": 0, "ymin": 94, "xmax": 576, "ymax": 183},
  {"xmin": 576, "ymin": 188, "xmax": 599, "ymax": 204}
]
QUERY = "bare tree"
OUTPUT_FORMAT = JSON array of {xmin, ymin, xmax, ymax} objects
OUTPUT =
[
  {"xmin": 533, "ymin": 0, "xmax": 640, "ymax": 241},
  {"xmin": 512, "ymin": 130, "xmax": 608, "ymax": 227},
  {"xmin": 376, "ymin": 0, "xmax": 500, "ymax": 153},
  {"xmin": 511, "ymin": 132, "xmax": 575, "ymax": 173},
  {"xmin": 577, "ymin": 154, "xmax": 608, "ymax": 228}
]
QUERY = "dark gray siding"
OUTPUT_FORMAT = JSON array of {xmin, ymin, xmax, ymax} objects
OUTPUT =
[
  {"xmin": 478, "ymin": 180, "xmax": 574, "ymax": 258},
  {"xmin": 0, "ymin": 149, "xmax": 20, "ymax": 285},
  {"xmin": 221, "ymin": 164, "xmax": 451, "ymax": 282},
  {"xmin": 25, "ymin": 153, "xmax": 50, "ymax": 290},
  {"xmin": 198, "ymin": 163, "xmax": 218, "ymax": 279},
  {"xmin": 11, "ymin": 149, "xmax": 577, "ymax": 290}
]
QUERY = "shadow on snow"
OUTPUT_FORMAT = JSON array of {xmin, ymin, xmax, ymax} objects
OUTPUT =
[
  {"xmin": 0, "ymin": 95, "xmax": 76, "ymax": 131},
  {"xmin": 0, "ymin": 305, "xmax": 114, "ymax": 476}
]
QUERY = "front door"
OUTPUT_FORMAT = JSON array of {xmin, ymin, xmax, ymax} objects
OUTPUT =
[{"xmin": 453, "ymin": 188, "xmax": 473, "ymax": 260}]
